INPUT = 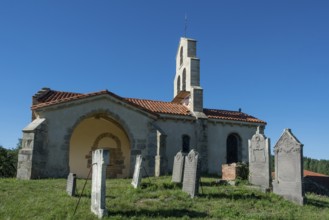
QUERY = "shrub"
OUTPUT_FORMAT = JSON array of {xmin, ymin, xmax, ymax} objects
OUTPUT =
[{"xmin": 0, "ymin": 146, "xmax": 18, "ymax": 177}]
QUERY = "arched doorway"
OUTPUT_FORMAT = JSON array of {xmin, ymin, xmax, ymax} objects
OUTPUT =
[
  {"xmin": 226, "ymin": 133, "xmax": 241, "ymax": 164},
  {"xmin": 69, "ymin": 114, "xmax": 131, "ymax": 178}
]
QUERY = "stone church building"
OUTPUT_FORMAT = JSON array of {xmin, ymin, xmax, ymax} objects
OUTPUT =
[{"xmin": 17, "ymin": 37, "xmax": 266, "ymax": 179}]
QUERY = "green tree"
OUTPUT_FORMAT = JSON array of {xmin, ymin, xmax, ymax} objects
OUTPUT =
[{"xmin": 0, "ymin": 139, "xmax": 21, "ymax": 178}]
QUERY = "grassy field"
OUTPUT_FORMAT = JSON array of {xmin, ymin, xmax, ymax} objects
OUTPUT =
[{"xmin": 1, "ymin": 176, "xmax": 329, "ymax": 220}]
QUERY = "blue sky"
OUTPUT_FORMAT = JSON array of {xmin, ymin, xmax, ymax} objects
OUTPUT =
[{"xmin": 0, "ymin": 1, "xmax": 328, "ymax": 160}]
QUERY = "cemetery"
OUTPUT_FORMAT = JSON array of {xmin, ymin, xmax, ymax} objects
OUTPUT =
[{"xmin": 1, "ymin": 127, "xmax": 329, "ymax": 219}]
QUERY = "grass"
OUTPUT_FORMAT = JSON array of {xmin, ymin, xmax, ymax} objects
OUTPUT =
[{"xmin": 1, "ymin": 176, "xmax": 329, "ymax": 219}]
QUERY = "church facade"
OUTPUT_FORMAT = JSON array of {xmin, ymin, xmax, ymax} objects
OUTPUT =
[{"xmin": 17, "ymin": 37, "xmax": 266, "ymax": 179}]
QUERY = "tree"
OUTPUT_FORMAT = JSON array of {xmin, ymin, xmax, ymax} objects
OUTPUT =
[
  {"xmin": 0, "ymin": 139, "xmax": 21, "ymax": 178},
  {"xmin": 0, "ymin": 146, "xmax": 17, "ymax": 177}
]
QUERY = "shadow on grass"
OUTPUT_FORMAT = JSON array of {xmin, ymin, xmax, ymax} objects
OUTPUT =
[
  {"xmin": 306, "ymin": 198, "xmax": 329, "ymax": 208},
  {"xmin": 199, "ymin": 191, "xmax": 265, "ymax": 201},
  {"xmin": 140, "ymin": 182, "xmax": 182, "ymax": 190},
  {"xmin": 108, "ymin": 208, "xmax": 207, "ymax": 218},
  {"xmin": 199, "ymin": 181, "xmax": 221, "ymax": 187}
]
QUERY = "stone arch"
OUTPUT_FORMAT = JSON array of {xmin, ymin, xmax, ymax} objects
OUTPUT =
[
  {"xmin": 65, "ymin": 109, "xmax": 134, "ymax": 178},
  {"xmin": 85, "ymin": 132, "xmax": 126, "ymax": 178},
  {"xmin": 92, "ymin": 132, "xmax": 120, "ymax": 148},
  {"xmin": 226, "ymin": 133, "xmax": 242, "ymax": 164},
  {"xmin": 65, "ymin": 109, "xmax": 134, "ymax": 144}
]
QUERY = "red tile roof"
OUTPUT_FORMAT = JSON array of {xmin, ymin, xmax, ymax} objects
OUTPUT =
[
  {"xmin": 32, "ymin": 90, "xmax": 110, "ymax": 110},
  {"xmin": 36, "ymin": 90, "xmax": 81, "ymax": 103},
  {"xmin": 204, "ymin": 108, "xmax": 266, "ymax": 124},
  {"xmin": 304, "ymin": 170, "xmax": 328, "ymax": 177},
  {"xmin": 31, "ymin": 88, "xmax": 266, "ymax": 124},
  {"xmin": 124, "ymin": 98, "xmax": 191, "ymax": 116}
]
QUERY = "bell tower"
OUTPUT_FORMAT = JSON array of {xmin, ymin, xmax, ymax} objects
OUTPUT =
[{"xmin": 173, "ymin": 37, "xmax": 204, "ymax": 117}]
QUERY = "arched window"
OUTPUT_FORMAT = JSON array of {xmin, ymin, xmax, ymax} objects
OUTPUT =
[
  {"xmin": 226, "ymin": 133, "xmax": 241, "ymax": 164},
  {"xmin": 182, "ymin": 69, "xmax": 186, "ymax": 91},
  {"xmin": 177, "ymin": 75, "xmax": 181, "ymax": 93},
  {"xmin": 180, "ymin": 46, "xmax": 183, "ymax": 66},
  {"xmin": 182, "ymin": 135, "xmax": 190, "ymax": 153}
]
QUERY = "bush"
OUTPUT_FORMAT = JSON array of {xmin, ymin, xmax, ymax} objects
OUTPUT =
[{"xmin": 0, "ymin": 146, "xmax": 19, "ymax": 177}]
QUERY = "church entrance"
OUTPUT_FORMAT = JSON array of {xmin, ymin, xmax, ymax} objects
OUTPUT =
[
  {"xmin": 69, "ymin": 114, "xmax": 131, "ymax": 178},
  {"xmin": 226, "ymin": 134, "xmax": 241, "ymax": 164}
]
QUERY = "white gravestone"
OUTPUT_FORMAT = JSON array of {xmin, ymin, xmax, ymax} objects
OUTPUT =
[
  {"xmin": 172, "ymin": 151, "xmax": 186, "ymax": 183},
  {"xmin": 272, "ymin": 129, "xmax": 305, "ymax": 205},
  {"xmin": 91, "ymin": 149, "xmax": 109, "ymax": 218},
  {"xmin": 182, "ymin": 150, "xmax": 201, "ymax": 198},
  {"xmin": 131, "ymin": 155, "xmax": 143, "ymax": 188},
  {"xmin": 248, "ymin": 127, "xmax": 271, "ymax": 191},
  {"xmin": 66, "ymin": 173, "xmax": 76, "ymax": 196}
]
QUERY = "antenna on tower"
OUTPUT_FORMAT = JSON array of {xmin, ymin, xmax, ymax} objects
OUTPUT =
[{"xmin": 184, "ymin": 13, "xmax": 188, "ymax": 37}]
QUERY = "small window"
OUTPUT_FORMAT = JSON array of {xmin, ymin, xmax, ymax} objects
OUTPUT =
[
  {"xmin": 180, "ymin": 46, "xmax": 183, "ymax": 66},
  {"xmin": 182, "ymin": 135, "xmax": 190, "ymax": 153},
  {"xmin": 182, "ymin": 69, "xmax": 186, "ymax": 91},
  {"xmin": 177, "ymin": 75, "xmax": 181, "ymax": 93}
]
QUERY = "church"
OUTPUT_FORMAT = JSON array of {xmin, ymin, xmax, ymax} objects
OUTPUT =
[{"xmin": 17, "ymin": 37, "xmax": 266, "ymax": 179}]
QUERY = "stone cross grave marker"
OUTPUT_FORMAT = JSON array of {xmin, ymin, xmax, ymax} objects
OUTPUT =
[
  {"xmin": 248, "ymin": 127, "xmax": 271, "ymax": 191},
  {"xmin": 172, "ymin": 151, "xmax": 186, "ymax": 183},
  {"xmin": 91, "ymin": 149, "xmax": 109, "ymax": 218},
  {"xmin": 272, "ymin": 129, "xmax": 305, "ymax": 205},
  {"xmin": 131, "ymin": 155, "xmax": 143, "ymax": 188},
  {"xmin": 66, "ymin": 173, "xmax": 76, "ymax": 196},
  {"xmin": 182, "ymin": 149, "xmax": 201, "ymax": 198}
]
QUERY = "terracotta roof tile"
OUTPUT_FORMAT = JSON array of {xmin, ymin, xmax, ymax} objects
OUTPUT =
[
  {"xmin": 204, "ymin": 108, "xmax": 266, "ymax": 124},
  {"xmin": 304, "ymin": 170, "xmax": 329, "ymax": 177},
  {"xmin": 124, "ymin": 98, "xmax": 191, "ymax": 116},
  {"xmin": 32, "ymin": 90, "xmax": 109, "ymax": 110},
  {"xmin": 36, "ymin": 90, "xmax": 81, "ymax": 103},
  {"xmin": 31, "ymin": 88, "xmax": 266, "ymax": 124}
]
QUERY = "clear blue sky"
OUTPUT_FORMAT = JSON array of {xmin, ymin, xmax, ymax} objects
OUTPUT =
[{"xmin": 0, "ymin": 1, "xmax": 328, "ymax": 160}]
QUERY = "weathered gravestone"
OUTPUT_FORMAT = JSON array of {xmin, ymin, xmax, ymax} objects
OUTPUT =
[
  {"xmin": 155, "ymin": 130, "xmax": 167, "ymax": 177},
  {"xmin": 182, "ymin": 150, "xmax": 201, "ymax": 198},
  {"xmin": 248, "ymin": 127, "xmax": 271, "ymax": 191},
  {"xmin": 66, "ymin": 173, "xmax": 76, "ymax": 196},
  {"xmin": 172, "ymin": 151, "xmax": 186, "ymax": 183},
  {"xmin": 272, "ymin": 129, "xmax": 305, "ymax": 205},
  {"xmin": 91, "ymin": 149, "xmax": 109, "ymax": 218},
  {"xmin": 131, "ymin": 155, "xmax": 143, "ymax": 188}
]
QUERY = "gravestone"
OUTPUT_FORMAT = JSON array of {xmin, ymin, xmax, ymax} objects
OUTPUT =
[
  {"xmin": 131, "ymin": 155, "xmax": 143, "ymax": 188},
  {"xmin": 182, "ymin": 150, "xmax": 201, "ymax": 198},
  {"xmin": 272, "ymin": 129, "xmax": 305, "ymax": 205},
  {"xmin": 66, "ymin": 173, "xmax": 76, "ymax": 196},
  {"xmin": 172, "ymin": 151, "xmax": 186, "ymax": 183},
  {"xmin": 155, "ymin": 130, "xmax": 167, "ymax": 177},
  {"xmin": 91, "ymin": 149, "xmax": 109, "ymax": 218},
  {"xmin": 248, "ymin": 127, "xmax": 271, "ymax": 191}
]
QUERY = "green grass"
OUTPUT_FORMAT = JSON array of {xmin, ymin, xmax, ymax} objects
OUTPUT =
[{"xmin": 1, "ymin": 176, "xmax": 329, "ymax": 219}]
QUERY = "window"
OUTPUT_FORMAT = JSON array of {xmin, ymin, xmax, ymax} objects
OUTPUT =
[
  {"xmin": 182, "ymin": 69, "xmax": 186, "ymax": 91},
  {"xmin": 226, "ymin": 133, "xmax": 241, "ymax": 164},
  {"xmin": 180, "ymin": 46, "xmax": 183, "ymax": 66},
  {"xmin": 182, "ymin": 135, "xmax": 190, "ymax": 153},
  {"xmin": 177, "ymin": 75, "xmax": 181, "ymax": 93}
]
